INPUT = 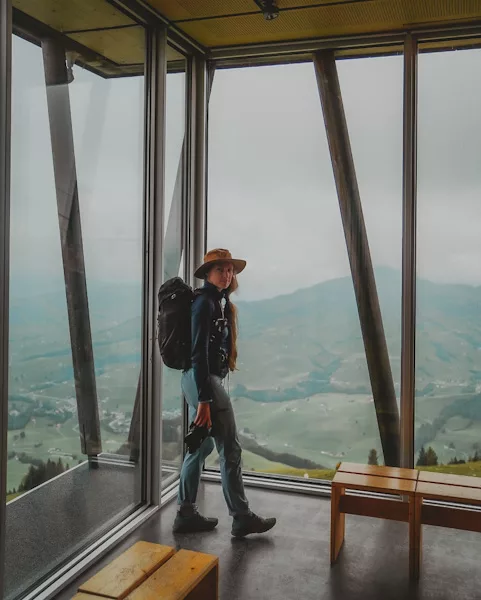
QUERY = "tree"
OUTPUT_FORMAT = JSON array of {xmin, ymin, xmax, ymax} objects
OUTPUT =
[
  {"xmin": 18, "ymin": 458, "xmax": 68, "ymax": 493},
  {"xmin": 470, "ymin": 450, "xmax": 481, "ymax": 462},
  {"xmin": 416, "ymin": 446, "xmax": 427, "ymax": 467},
  {"xmin": 368, "ymin": 448, "xmax": 379, "ymax": 466},
  {"xmin": 425, "ymin": 446, "xmax": 439, "ymax": 466}
]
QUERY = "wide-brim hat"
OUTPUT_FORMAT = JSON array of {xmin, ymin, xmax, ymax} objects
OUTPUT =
[{"xmin": 194, "ymin": 248, "xmax": 247, "ymax": 280}]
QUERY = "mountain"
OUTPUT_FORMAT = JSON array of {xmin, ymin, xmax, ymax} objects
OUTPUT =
[
  {"xmin": 7, "ymin": 269, "xmax": 481, "ymax": 472},
  {"xmin": 231, "ymin": 268, "xmax": 481, "ymax": 399},
  {"xmin": 9, "ymin": 268, "xmax": 481, "ymax": 410}
]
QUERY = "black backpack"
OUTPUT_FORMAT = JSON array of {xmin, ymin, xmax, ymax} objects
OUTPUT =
[{"xmin": 157, "ymin": 277, "xmax": 200, "ymax": 370}]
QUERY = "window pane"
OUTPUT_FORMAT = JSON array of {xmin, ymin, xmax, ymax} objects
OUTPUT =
[
  {"xmin": 6, "ymin": 20, "xmax": 145, "ymax": 598},
  {"xmin": 207, "ymin": 60, "xmax": 401, "ymax": 480},
  {"xmin": 337, "ymin": 55, "xmax": 403, "ymax": 466},
  {"xmin": 162, "ymin": 59, "xmax": 186, "ymax": 487},
  {"xmin": 416, "ymin": 48, "xmax": 481, "ymax": 474}
]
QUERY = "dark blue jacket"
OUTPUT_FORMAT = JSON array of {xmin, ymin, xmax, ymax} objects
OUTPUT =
[{"xmin": 191, "ymin": 281, "xmax": 231, "ymax": 403}]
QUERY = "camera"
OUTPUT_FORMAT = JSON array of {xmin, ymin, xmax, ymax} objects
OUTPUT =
[{"xmin": 184, "ymin": 423, "xmax": 211, "ymax": 454}]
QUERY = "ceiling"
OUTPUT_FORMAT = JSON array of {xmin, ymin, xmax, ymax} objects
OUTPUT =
[
  {"xmin": 11, "ymin": 0, "xmax": 481, "ymax": 77},
  {"xmin": 152, "ymin": 0, "xmax": 481, "ymax": 48},
  {"xmin": 12, "ymin": 0, "xmax": 185, "ymax": 77}
]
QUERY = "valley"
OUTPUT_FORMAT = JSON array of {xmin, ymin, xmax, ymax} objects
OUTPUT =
[{"xmin": 7, "ymin": 269, "xmax": 481, "ymax": 494}]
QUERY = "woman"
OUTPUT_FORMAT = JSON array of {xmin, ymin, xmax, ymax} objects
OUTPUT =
[{"xmin": 173, "ymin": 248, "xmax": 277, "ymax": 538}]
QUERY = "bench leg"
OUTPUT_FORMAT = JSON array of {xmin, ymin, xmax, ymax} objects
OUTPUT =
[
  {"xmin": 185, "ymin": 565, "xmax": 218, "ymax": 600},
  {"xmin": 409, "ymin": 494, "xmax": 422, "ymax": 580},
  {"xmin": 330, "ymin": 485, "xmax": 345, "ymax": 564}
]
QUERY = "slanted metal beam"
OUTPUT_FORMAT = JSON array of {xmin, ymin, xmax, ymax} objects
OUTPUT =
[
  {"xmin": 163, "ymin": 147, "xmax": 184, "ymax": 280},
  {"xmin": 193, "ymin": 54, "xmax": 208, "ymax": 274},
  {"xmin": 0, "ymin": 0, "xmax": 12, "ymax": 595},
  {"xmin": 313, "ymin": 50, "xmax": 400, "ymax": 467},
  {"xmin": 400, "ymin": 35, "xmax": 417, "ymax": 469},
  {"xmin": 164, "ymin": 62, "xmax": 215, "ymax": 281},
  {"xmin": 42, "ymin": 39, "xmax": 102, "ymax": 457}
]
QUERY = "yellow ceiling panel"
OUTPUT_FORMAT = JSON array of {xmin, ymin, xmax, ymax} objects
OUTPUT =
[
  {"xmin": 278, "ymin": 0, "xmax": 368, "ymax": 7},
  {"xmin": 13, "ymin": 0, "xmax": 135, "ymax": 33},
  {"xmin": 174, "ymin": 0, "xmax": 481, "ymax": 47},
  {"xmin": 148, "ymin": 0, "xmax": 257, "ymax": 20},
  {"xmin": 69, "ymin": 26, "xmax": 145, "ymax": 66},
  {"xmin": 149, "ymin": 0, "xmax": 363, "ymax": 21},
  {"xmin": 167, "ymin": 45, "xmax": 186, "ymax": 62}
]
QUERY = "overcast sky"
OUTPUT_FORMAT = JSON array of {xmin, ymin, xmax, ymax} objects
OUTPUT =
[{"xmin": 9, "ymin": 36, "xmax": 481, "ymax": 301}]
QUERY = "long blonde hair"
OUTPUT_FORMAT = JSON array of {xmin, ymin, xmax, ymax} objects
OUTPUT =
[{"xmin": 226, "ymin": 275, "xmax": 239, "ymax": 372}]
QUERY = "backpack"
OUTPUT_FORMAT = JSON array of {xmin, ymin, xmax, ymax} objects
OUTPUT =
[{"xmin": 157, "ymin": 277, "xmax": 200, "ymax": 370}]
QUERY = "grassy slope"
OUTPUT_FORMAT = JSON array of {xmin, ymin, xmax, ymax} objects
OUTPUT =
[{"xmin": 250, "ymin": 460, "xmax": 481, "ymax": 481}]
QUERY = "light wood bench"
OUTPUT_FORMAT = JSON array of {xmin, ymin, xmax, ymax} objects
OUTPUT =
[
  {"xmin": 331, "ymin": 462, "xmax": 420, "ymax": 578},
  {"xmin": 74, "ymin": 541, "xmax": 218, "ymax": 600},
  {"xmin": 415, "ymin": 470, "xmax": 481, "ymax": 578}
]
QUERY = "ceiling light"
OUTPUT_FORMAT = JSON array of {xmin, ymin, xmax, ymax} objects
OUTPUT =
[{"xmin": 254, "ymin": 0, "xmax": 280, "ymax": 21}]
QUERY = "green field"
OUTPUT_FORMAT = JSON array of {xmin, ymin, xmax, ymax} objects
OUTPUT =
[
  {"xmin": 6, "ymin": 416, "xmax": 130, "ymax": 492},
  {"xmin": 232, "ymin": 392, "xmax": 382, "ymax": 469},
  {"xmin": 248, "ymin": 461, "xmax": 481, "ymax": 481}
]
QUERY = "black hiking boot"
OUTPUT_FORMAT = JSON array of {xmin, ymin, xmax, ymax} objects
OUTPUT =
[
  {"xmin": 231, "ymin": 511, "xmax": 277, "ymax": 538},
  {"xmin": 173, "ymin": 507, "xmax": 218, "ymax": 534}
]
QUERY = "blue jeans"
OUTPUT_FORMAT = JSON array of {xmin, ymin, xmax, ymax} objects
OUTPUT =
[{"xmin": 177, "ymin": 369, "xmax": 250, "ymax": 517}]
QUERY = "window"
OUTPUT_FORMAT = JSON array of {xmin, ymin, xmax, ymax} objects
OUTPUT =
[
  {"xmin": 207, "ymin": 60, "xmax": 401, "ymax": 479},
  {"xmin": 162, "ymin": 54, "xmax": 186, "ymax": 487},
  {"xmin": 416, "ymin": 48, "xmax": 481, "ymax": 474},
  {"xmin": 6, "ymin": 21, "xmax": 145, "ymax": 598}
]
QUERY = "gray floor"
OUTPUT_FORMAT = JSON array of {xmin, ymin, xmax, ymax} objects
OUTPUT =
[{"xmin": 55, "ymin": 481, "xmax": 481, "ymax": 600}]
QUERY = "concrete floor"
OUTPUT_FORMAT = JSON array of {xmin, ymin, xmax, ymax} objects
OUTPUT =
[{"xmin": 55, "ymin": 481, "xmax": 481, "ymax": 600}]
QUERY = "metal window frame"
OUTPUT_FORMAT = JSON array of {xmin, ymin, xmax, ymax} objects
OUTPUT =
[
  {"xmin": 400, "ymin": 34, "xmax": 418, "ymax": 469},
  {"xmin": 0, "ymin": 0, "xmax": 11, "ymax": 598}
]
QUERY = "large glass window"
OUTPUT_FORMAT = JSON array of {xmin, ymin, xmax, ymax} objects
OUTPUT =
[
  {"xmin": 337, "ymin": 55, "xmax": 403, "ymax": 466},
  {"xmin": 416, "ymin": 48, "xmax": 481, "ymax": 475},
  {"xmin": 6, "ymin": 16, "xmax": 145, "ymax": 598},
  {"xmin": 162, "ymin": 53, "xmax": 186, "ymax": 488},
  {"xmin": 207, "ymin": 59, "xmax": 401, "ymax": 480}
]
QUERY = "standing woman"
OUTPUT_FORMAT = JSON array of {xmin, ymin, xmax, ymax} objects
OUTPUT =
[{"xmin": 173, "ymin": 248, "xmax": 276, "ymax": 538}]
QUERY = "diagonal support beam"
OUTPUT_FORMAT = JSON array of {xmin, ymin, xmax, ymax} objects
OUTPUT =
[
  {"xmin": 42, "ymin": 39, "xmax": 102, "ymax": 456},
  {"xmin": 313, "ymin": 50, "xmax": 400, "ymax": 466},
  {"xmin": 163, "ymin": 147, "xmax": 184, "ymax": 280},
  {"xmin": 164, "ymin": 65, "xmax": 215, "ymax": 282}
]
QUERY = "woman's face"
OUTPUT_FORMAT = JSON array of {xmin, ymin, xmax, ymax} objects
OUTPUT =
[{"xmin": 207, "ymin": 262, "xmax": 234, "ymax": 291}]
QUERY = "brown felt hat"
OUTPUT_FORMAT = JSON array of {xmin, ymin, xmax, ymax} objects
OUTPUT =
[{"xmin": 194, "ymin": 248, "xmax": 247, "ymax": 280}]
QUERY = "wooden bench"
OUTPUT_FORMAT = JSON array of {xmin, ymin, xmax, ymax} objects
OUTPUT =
[
  {"xmin": 331, "ymin": 462, "xmax": 420, "ymax": 578},
  {"xmin": 74, "ymin": 541, "xmax": 218, "ymax": 600},
  {"xmin": 415, "ymin": 470, "xmax": 481, "ymax": 578}
]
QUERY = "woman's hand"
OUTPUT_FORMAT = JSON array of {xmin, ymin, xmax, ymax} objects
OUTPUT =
[{"xmin": 194, "ymin": 402, "xmax": 212, "ymax": 429}]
